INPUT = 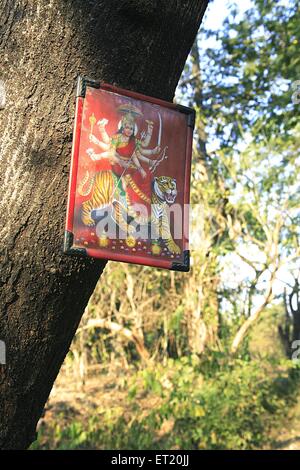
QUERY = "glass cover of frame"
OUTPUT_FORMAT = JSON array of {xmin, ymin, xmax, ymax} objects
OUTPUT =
[{"xmin": 64, "ymin": 79, "xmax": 194, "ymax": 271}]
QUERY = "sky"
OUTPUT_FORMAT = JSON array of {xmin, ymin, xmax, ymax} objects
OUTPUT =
[
  {"xmin": 202, "ymin": 0, "xmax": 291, "ymax": 32},
  {"xmin": 202, "ymin": 0, "xmax": 252, "ymax": 33}
]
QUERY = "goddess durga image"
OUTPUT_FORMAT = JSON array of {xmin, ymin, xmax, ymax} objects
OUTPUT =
[{"xmin": 78, "ymin": 102, "xmax": 181, "ymax": 254}]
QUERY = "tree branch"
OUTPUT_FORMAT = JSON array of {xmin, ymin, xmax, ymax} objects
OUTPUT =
[
  {"xmin": 77, "ymin": 319, "xmax": 150, "ymax": 362},
  {"xmin": 230, "ymin": 271, "xmax": 277, "ymax": 354}
]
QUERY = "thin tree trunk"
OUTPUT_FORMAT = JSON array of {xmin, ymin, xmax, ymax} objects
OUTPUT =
[
  {"xmin": 230, "ymin": 274, "xmax": 276, "ymax": 354},
  {"xmin": 0, "ymin": 0, "xmax": 208, "ymax": 449},
  {"xmin": 186, "ymin": 39, "xmax": 220, "ymax": 350}
]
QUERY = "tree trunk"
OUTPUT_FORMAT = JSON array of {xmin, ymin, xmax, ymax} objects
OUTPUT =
[
  {"xmin": 0, "ymin": 0, "xmax": 208, "ymax": 449},
  {"xmin": 230, "ymin": 272, "xmax": 276, "ymax": 354},
  {"xmin": 185, "ymin": 38, "xmax": 221, "ymax": 351},
  {"xmin": 279, "ymin": 283, "xmax": 300, "ymax": 358}
]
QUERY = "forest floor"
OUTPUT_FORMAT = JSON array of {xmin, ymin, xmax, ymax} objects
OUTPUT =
[
  {"xmin": 32, "ymin": 306, "xmax": 300, "ymax": 450},
  {"xmin": 36, "ymin": 361, "xmax": 300, "ymax": 451},
  {"xmin": 44, "ymin": 365, "xmax": 129, "ymax": 422},
  {"xmin": 271, "ymin": 398, "xmax": 300, "ymax": 450},
  {"xmin": 35, "ymin": 362, "xmax": 169, "ymax": 449}
]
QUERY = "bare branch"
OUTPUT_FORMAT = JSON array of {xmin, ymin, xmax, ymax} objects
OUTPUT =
[{"xmin": 230, "ymin": 269, "xmax": 277, "ymax": 354}]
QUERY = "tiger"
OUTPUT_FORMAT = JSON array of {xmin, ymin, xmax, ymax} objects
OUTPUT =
[
  {"xmin": 150, "ymin": 176, "xmax": 181, "ymax": 254},
  {"xmin": 79, "ymin": 171, "xmax": 181, "ymax": 254}
]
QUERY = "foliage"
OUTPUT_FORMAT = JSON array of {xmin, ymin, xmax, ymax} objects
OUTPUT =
[
  {"xmin": 32, "ymin": 355, "xmax": 300, "ymax": 450},
  {"xmin": 201, "ymin": 0, "xmax": 300, "ymax": 147}
]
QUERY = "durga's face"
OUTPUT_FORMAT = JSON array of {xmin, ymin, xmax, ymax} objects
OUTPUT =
[{"xmin": 123, "ymin": 124, "xmax": 134, "ymax": 137}]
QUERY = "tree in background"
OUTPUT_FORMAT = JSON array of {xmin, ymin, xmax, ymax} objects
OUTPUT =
[
  {"xmin": 202, "ymin": 0, "xmax": 300, "ymax": 147},
  {"xmin": 177, "ymin": 38, "xmax": 229, "ymax": 353},
  {"xmin": 198, "ymin": 0, "xmax": 300, "ymax": 353}
]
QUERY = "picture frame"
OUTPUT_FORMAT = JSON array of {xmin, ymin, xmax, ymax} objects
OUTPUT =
[{"xmin": 64, "ymin": 76, "xmax": 195, "ymax": 271}]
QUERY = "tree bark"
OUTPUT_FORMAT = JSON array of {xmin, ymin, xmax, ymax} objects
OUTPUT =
[{"xmin": 0, "ymin": 0, "xmax": 208, "ymax": 449}]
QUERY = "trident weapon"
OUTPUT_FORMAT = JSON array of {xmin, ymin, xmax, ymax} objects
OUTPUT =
[
  {"xmin": 150, "ymin": 147, "xmax": 168, "ymax": 174},
  {"xmin": 157, "ymin": 112, "xmax": 162, "ymax": 147}
]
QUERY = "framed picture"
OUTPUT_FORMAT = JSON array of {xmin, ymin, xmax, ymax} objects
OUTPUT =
[{"xmin": 64, "ymin": 76, "xmax": 195, "ymax": 271}]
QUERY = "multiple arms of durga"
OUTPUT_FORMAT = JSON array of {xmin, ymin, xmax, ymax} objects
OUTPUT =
[{"xmin": 87, "ymin": 118, "xmax": 161, "ymax": 178}]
